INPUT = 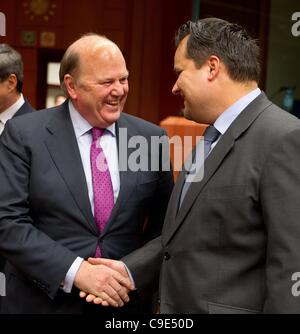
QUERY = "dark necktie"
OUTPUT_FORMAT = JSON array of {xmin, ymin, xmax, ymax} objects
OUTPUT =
[
  {"xmin": 90, "ymin": 128, "xmax": 114, "ymax": 257},
  {"xmin": 179, "ymin": 125, "xmax": 220, "ymax": 207}
]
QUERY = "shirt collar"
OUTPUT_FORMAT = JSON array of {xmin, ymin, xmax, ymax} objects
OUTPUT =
[
  {"xmin": 214, "ymin": 88, "xmax": 261, "ymax": 135},
  {"xmin": 68, "ymin": 100, "xmax": 116, "ymax": 139},
  {"xmin": 0, "ymin": 94, "xmax": 25, "ymax": 124}
]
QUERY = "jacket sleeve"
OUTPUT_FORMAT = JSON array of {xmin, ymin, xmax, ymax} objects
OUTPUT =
[
  {"xmin": 0, "ymin": 121, "xmax": 78, "ymax": 299},
  {"xmin": 123, "ymin": 129, "xmax": 173, "ymax": 297},
  {"xmin": 142, "ymin": 129, "xmax": 174, "ymax": 242},
  {"xmin": 123, "ymin": 236, "xmax": 163, "ymax": 298},
  {"xmin": 261, "ymin": 128, "xmax": 300, "ymax": 313}
]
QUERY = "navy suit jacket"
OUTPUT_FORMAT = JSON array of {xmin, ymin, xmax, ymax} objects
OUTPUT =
[
  {"xmin": 0, "ymin": 101, "xmax": 173, "ymax": 314},
  {"xmin": 13, "ymin": 99, "xmax": 35, "ymax": 118},
  {"xmin": 0, "ymin": 98, "xmax": 35, "ymax": 272}
]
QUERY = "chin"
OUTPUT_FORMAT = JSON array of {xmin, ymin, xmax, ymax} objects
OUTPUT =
[
  {"xmin": 105, "ymin": 111, "xmax": 121, "ymax": 125},
  {"xmin": 183, "ymin": 110, "xmax": 192, "ymax": 121}
]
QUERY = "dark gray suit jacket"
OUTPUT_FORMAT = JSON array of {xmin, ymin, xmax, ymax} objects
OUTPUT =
[
  {"xmin": 0, "ymin": 101, "xmax": 173, "ymax": 314},
  {"xmin": 124, "ymin": 93, "xmax": 300, "ymax": 314}
]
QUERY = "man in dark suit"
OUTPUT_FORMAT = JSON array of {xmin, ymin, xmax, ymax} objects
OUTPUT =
[
  {"xmin": 86, "ymin": 18, "xmax": 300, "ymax": 313},
  {"xmin": 0, "ymin": 34, "xmax": 173, "ymax": 314},
  {"xmin": 0, "ymin": 44, "xmax": 35, "ymax": 276},
  {"xmin": 0, "ymin": 44, "xmax": 35, "ymax": 133}
]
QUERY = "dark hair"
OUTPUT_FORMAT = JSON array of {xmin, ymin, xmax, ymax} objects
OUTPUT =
[
  {"xmin": 175, "ymin": 18, "xmax": 261, "ymax": 83},
  {"xmin": 0, "ymin": 44, "xmax": 23, "ymax": 92}
]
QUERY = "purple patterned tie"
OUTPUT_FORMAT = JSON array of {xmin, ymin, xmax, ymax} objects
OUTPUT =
[{"xmin": 90, "ymin": 128, "xmax": 114, "ymax": 257}]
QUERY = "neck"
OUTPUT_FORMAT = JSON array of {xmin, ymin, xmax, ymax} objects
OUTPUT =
[
  {"xmin": 210, "ymin": 81, "xmax": 258, "ymax": 123},
  {"xmin": 0, "ymin": 92, "xmax": 21, "ymax": 114}
]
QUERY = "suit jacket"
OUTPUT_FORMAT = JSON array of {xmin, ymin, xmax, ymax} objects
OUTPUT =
[
  {"xmin": 13, "ymin": 98, "xmax": 36, "ymax": 118},
  {"xmin": 0, "ymin": 101, "xmax": 173, "ymax": 314},
  {"xmin": 0, "ymin": 99, "xmax": 35, "ymax": 274},
  {"xmin": 124, "ymin": 93, "xmax": 300, "ymax": 314}
]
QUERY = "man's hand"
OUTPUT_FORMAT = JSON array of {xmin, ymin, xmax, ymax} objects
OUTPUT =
[
  {"xmin": 79, "ymin": 258, "xmax": 132, "ymax": 306},
  {"xmin": 74, "ymin": 259, "xmax": 133, "ymax": 308}
]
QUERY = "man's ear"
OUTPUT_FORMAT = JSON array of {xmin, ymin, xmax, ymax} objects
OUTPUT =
[
  {"xmin": 64, "ymin": 75, "xmax": 77, "ymax": 99},
  {"xmin": 7, "ymin": 74, "xmax": 18, "ymax": 93},
  {"xmin": 207, "ymin": 56, "xmax": 220, "ymax": 81}
]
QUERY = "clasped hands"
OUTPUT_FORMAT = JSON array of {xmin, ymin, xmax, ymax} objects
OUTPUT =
[{"xmin": 74, "ymin": 258, "xmax": 133, "ymax": 307}]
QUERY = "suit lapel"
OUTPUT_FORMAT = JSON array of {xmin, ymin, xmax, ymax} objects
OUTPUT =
[
  {"xmin": 163, "ymin": 93, "xmax": 272, "ymax": 244},
  {"xmin": 44, "ymin": 104, "xmax": 97, "ymax": 234}
]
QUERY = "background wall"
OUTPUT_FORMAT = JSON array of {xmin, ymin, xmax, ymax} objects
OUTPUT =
[
  {"xmin": 266, "ymin": 0, "xmax": 300, "ymax": 108},
  {"xmin": 2, "ymin": 0, "xmax": 295, "ymax": 124}
]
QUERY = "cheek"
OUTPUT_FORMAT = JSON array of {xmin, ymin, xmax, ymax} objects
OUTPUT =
[
  {"xmin": 179, "ymin": 76, "xmax": 194, "ymax": 96},
  {"xmin": 0, "ymin": 86, "xmax": 8, "ymax": 97},
  {"xmin": 122, "ymin": 90, "xmax": 129, "ymax": 101},
  {"xmin": 120, "ymin": 85, "xmax": 129, "ymax": 98}
]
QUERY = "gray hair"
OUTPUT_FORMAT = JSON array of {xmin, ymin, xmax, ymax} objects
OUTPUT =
[{"xmin": 0, "ymin": 44, "xmax": 23, "ymax": 92}]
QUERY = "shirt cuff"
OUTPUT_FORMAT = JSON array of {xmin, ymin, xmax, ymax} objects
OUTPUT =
[
  {"xmin": 62, "ymin": 257, "xmax": 84, "ymax": 293},
  {"xmin": 122, "ymin": 262, "xmax": 136, "ymax": 290}
]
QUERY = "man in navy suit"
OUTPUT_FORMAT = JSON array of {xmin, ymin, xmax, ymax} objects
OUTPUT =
[
  {"xmin": 0, "ymin": 44, "xmax": 35, "ymax": 135},
  {"xmin": 0, "ymin": 34, "xmax": 173, "ymax": 314},
  {"xmin": 0, "ymin": 44, "xmax": 35, "ymax": 277}
]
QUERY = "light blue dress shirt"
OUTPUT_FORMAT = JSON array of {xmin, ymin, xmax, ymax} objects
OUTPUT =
[{"xmin": 212, "ymin": 88, "xmax": 261, "ymax": 150}]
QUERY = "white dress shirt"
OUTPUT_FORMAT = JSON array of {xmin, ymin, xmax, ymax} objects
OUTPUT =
[
  {"xmin": 68, "ymin": 101, "xmax": 120, "ymax": 208},
  {"xmin": 0, "ymin": 94, "xmax": 25, "ymax": 135},
  {"xmin": 63, "ymin": 101, "xmax": 120, "ymax": 293}
]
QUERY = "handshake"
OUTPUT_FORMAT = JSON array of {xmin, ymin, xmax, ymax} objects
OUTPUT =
[{"xmin": 74, "ymin": 258, "xmax": 134, "ymax": 308}]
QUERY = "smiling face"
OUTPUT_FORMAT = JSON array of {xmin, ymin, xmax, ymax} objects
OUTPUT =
[
  {"xmin": 65, "ymin": 41, "xmax": 129, "ymax": 128},
  {"xmin": 172, "ymin": 36, "xmax": 213, "ymax": 124}
]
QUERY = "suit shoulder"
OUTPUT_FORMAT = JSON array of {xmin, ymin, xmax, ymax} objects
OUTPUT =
[
  {"xmin": 260, "ymin": 104, "xmax": 300, "ymax": 135},
  {"xmin": 5, "ymin": 107, "xmax": 61, "ymax": 139},
  {"xmin": 9, "ymin": 108, "xmax": 51, "ymax": 124}
]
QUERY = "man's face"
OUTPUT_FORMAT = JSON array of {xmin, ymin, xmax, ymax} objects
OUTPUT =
[
  {"xmin": 68, "ymin": 46, "xmax": 129, "ymax": 128},
  {"xmin": 172, "ymin": 36, "xmax": 210, "ymax": 123}
]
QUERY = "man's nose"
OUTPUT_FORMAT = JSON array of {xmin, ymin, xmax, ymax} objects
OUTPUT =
[
  {"xmin": 172, "ymin": 81, "xmax": 180, "ymax": 95},
  {"xmin": 111, "ymin": 81, "xmax": 127, "ymax": 95}
]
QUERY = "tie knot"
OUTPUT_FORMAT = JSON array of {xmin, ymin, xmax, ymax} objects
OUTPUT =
[
  {"xmin": 92, "ymin": 127, "xmax": 105, "ymax": 142},
  {"xmin": 204, "ymin": 125, "xmax": 220, "ymax": 143}
]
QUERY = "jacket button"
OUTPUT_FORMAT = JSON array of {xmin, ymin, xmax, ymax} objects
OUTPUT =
[{"xmin": 164, "ymin": 252, "xmax": 171, "ymax": 261}]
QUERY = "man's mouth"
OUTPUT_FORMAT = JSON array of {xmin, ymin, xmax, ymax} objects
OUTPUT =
[
  {"xmin": 105, "ymin": 100, "xmax": 122, "ymax": 108},
  {"xmin": 107, "ymin": 100, "xmax": 119, "ymax": 106}
]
